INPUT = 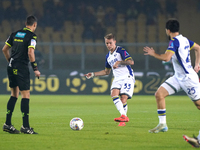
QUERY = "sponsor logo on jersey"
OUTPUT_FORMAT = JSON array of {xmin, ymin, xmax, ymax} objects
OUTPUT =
[
  {"xmin": 14, "ymin": 39, "xmax": 23, "ymax": 42},
  {"xmin": 124, "ymin": 51, "xmax": 130, "ymax": 56},
  {"xmin": 168, "ymin": 41, "xmax": 174, "ymax": 48},
  {"xmin": 15, "ymin": 32, "xmax": 26, "ymax": 38}
]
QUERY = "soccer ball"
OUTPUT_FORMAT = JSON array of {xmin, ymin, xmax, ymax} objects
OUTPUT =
[{"xmin": 70, "ymin": 117, "xmax": 84, "ymax": 130}]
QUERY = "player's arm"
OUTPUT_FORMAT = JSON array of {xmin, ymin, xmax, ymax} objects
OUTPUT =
[
  {"xmin": 84, "ymin": 68, "xmax": 111, "ymax": 79},
  {"xmin": 28, "ymin": 47, "xmax": 40, "ymax": 78},
  {"xmin": 2, "ymin": 44, "xmax": 11, "ymax": 62},
  {"xmin": 28, "ymin": 47, "xmax": 36, "ymax": 62},
  {"xmin": 143, "ymin": 46, "xmax": 174, "ymax": 62},
  {"xmin": 113, "ymin": 58, "xmax": 134, "ymax": 69},
  {"xmin": 192, "ymin": 43, "xmax": 200, "ymax": 73}
]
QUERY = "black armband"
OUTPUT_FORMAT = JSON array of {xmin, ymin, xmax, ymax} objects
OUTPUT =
[{"xmin": 31, "ymin": 61, "xmax": 38, "ymax": 71}]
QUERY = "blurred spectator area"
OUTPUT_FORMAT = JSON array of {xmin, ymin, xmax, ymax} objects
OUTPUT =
[{"xmin": 0, "ymin": 0, "xmax": 200, "ymax": 56}]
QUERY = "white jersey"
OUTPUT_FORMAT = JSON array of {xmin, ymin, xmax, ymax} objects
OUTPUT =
[
  {"xmin": 166, "ymin": 34, "xmax": 197, "ymax": 80},
  {"xmin": 105, "ymin": 46, "xmax": 134, "ymax": 81}
]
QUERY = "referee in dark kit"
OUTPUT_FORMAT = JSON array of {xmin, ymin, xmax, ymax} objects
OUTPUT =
[{"xmin": 2, "ymin": 15, "xmax": 40, "ymax": 134}]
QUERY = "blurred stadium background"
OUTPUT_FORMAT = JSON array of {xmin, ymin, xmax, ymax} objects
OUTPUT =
[{"xmin": 0, "ymin": 0, "xmax": 200, "ymax": 71}]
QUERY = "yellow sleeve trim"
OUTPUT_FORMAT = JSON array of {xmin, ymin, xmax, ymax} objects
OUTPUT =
[
  {"xmin": 166, "ymin": 50, "xmax": 175, "ymax": 53},
  {"xmin": 33, "ymin": 36, "xmax": 37, "ymax": 40},
  {"xmin": 5, "ymin": 42, "xmax": 11, "ymax": 47},
  {"xmin": 105, "ymin": 67, "xmax": 111, "ymax": 70},
  {"xmin": 125, "ymin": 57, "xmax": 132, "ymax": 61},
  {"xmin": 190, "ymin": 43, "xmax": 196, "ymax": 50},
  {"xmin": 28, "ymin": 46, "xmax": 35, "ymax": 49}
]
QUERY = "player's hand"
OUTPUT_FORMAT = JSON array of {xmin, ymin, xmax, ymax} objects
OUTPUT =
[
  {"xmin": 113, "ymin": 61, "xmax": 120, "ymax": 69},
  {"xmin": 84, "ymin": 72, "xmax": 94, "ymax": 79},
  {"xmin": 143, "ymin": 46, "xmax": 155, "ymax": 56},
  {"xmin": 34, "ymin": 70, "xmax": 41, "ymax": 79},
  {"xmin": 194, "ymin": 65, "xmax": 200, "ymax": 73}
]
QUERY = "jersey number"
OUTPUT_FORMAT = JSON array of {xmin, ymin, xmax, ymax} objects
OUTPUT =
[
  {"xmin": 187, "ymin": 87, "xmax": 195, "ymax": 95},
  {"xmin": 124, "ymin": 83, "xmax": 131, "ymax": 90},
  {"xmin": 186, "ymin": 51, "xmax": 190, "ymax": 63}
]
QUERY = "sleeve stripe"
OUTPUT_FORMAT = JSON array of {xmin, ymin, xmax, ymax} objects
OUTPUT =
[
  {"xmin": 125, "ymin": 57, "xmax": 132, "ymax": 61},
  {"xmin": 28, "ymin": 46, "xmax": 35, "ymax": 49},
  {"xmin": 190, "ymin": 43, "xmax": 196, "ymax": 50},
  {"xmin": 166, "ymin": 50, "xmax": 175, "ymax": 53},
  {"xmin": 5, "ymin": 42, "xmax": 11, "ymax": 47}
]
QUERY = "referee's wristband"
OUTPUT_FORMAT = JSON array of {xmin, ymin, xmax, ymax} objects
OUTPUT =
[{"xmin": 31, "ymin": 61, "xmax": 38, "ymax": 71}]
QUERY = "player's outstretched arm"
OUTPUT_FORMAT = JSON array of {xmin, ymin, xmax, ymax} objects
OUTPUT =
[
  {"xmin": 84, "ymin": 68, "xmax": 111, "ymax": 79},
  {"xmin": 143, "ymin": 46, "xmax": 173, "ymax": 62}
]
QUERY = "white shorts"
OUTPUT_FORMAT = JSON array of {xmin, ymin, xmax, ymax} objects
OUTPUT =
[
  {"xmin": 111, "ymin": 76, "xmax": 135, "ymax": 99},
  {"xmin": 161, "ymin": 75, "xmax": 200, "ymax": 101}
]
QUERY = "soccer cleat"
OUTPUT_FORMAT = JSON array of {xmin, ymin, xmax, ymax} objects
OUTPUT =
[
  {"xmin": 118, "ymin": 122, "xmax": 126, "ymax": 126},
  {"xmin": 20, "ymin": 126, "xmax": 38, "ymax": 134},
  {"xmin": 114, "ymin": 115, "xmax": 129, "ymax": 122},
  {"xmin": 149, "ymin": 123, "xmax": 168, "ymax": 133},
  {"xmin": 3, "ymin": 123, "xmax": 20, "ymax": 134},
  {"xmin": 183, "ymin": 135, "xmax": 200, "ymax": 148}
]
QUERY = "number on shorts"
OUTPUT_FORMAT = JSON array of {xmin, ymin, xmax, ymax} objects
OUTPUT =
[
  {"xmin": 187, "ymin": 87, "xmax": 196, "ymax": 95},
  {"xmin": 124, "ymin": 83, "xmax": 131, "ymax": 90}
]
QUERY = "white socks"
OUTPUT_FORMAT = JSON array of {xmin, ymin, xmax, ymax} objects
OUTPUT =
[
  {"xmin": 112, "ymin": 96, "xmax": 126, "ymax": 116},
  {"xmin": 157, "ymin": 109, "xmax": 166, "ymax": 124}
]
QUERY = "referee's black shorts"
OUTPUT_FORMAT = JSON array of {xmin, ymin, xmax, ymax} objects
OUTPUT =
[{"xmin": 7, "ymin": 63, "xmax": 30, "ymax": 91}]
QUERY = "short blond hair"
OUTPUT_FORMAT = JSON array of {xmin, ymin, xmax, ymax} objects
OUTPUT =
[{"xmin": 104, "ymin": 33, "xmax": 115, "ymax": 40}]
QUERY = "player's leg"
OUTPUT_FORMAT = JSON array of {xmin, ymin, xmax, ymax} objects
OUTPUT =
[
  {"xmin": 193, "ymin": 100, "xmax": 200, "ymax": 110},
  {"xmin": 3, "ymin": 87, "xmax": 20, "ymax": 134},
  {"xmin": 20, "ymin": 90, "xmax": 37, "ymax": 134},
  {"xmin": 118, "ymin": 95, "xmax": 129, "ymax": 126},
  {"xmin": 20, "ymin": 90, "xmax": 30, "ymax": 128},
  {"xmin": 5, "ymin": 87, "xmax": 19, "ymax": 125},
  {"xmin": 120, "ymin": 77, "xmax": 134, "ymax": 116},
  {"xmin": 18, "ymin": 68, "xmax": 37, "ymax": 134},
  {"xmin": 121, "ymin": 95, "xmax": 128, "ymax": 115},
  {"xmin": 148, "ymin": 86, "xmax": 169, "ymax": 133},
  {"xmin": 3, "ymin": 66, "xmax": 20, "ymax": 134},
  {"xmin": 149, "ymin": 76, "xmax": 180, "ymax": 133},
  {"xmin": 111, "ymin": 89, "xmax": 127, "ymax": 117},
  {"xmin": 184, "ymin": 99, "xmax": 200, "ymax": 147}
]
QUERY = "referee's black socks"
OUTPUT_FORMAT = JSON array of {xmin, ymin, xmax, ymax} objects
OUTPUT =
[
  {"xmin": 5, "ymin": 96, "xmax": 17, "ymax": 125},
  {"xmin": 21, "ymin": 98, "xmax": 30, "ymax": 128}
]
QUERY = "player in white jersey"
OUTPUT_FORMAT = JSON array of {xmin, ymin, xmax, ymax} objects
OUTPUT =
[
  {"xmin": 143, "ymin": 19, "xmax": 200, "ymax": 135},
  {"xmin": 84, "ymin": 33, "xmax": 135, "ymax": 126}
]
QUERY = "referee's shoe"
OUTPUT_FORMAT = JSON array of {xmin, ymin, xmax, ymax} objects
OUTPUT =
[
  {"xmin": 3, "ymin": 123, "xmax": 20, "ymax": 134},
  {"xmin": 20, "ymin": 126, "xmax": 38, "ymax": 134}
]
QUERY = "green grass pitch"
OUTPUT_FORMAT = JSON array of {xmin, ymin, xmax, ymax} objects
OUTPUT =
[{"xmin": 0, "ymin": 95, "xmax": 199, "ymax": 150}]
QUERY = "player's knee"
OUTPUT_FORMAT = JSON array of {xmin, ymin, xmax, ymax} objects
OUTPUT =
[
  {"xmin": 155, "ymin": 91, "xmax": 164, "ymax": 100},
  {"xmin": 194, "ymin": 100, "xmax": 200, "ymax": 110},
  {"xmin": 196, "ymin": 105, "xmax": 200, "ymax": 110}
]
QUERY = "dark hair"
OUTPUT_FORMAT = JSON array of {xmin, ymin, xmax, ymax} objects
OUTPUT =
[
  {"xmin": 26, "ymin": 15, "xmax": 37, "ymax": 26},
  {"xmin": 104, "ymin": 33, "xmax": 115, "ymax": 40},
  {"xmin": 165, "ymin": 19, "xmax": 179, "ymax": 32}
]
